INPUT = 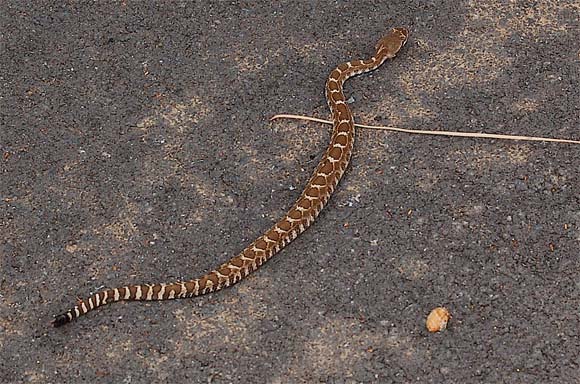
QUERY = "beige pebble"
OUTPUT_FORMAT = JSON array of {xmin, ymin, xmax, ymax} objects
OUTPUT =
[
  {"xmin": 65, "ymin": 243, "xmax": 78, "ymax": 253},
  {"xmin": 426, "ymin": 307, "xmax": 451, "ymax": 332}
]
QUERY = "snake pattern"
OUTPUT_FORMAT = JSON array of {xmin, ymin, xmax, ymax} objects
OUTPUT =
[{"xmin": 52, "ymin": 27, "xmax": 409, "ymax": 327}]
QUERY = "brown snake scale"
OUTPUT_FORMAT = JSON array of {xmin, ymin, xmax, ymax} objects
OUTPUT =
[{"xmin": 52, "ymin": 27, "xmax": 409, "ymax": 327}]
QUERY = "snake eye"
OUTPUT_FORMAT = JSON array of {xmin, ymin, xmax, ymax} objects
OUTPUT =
[{"xmin": 393, "ymin": 27, "xmax": 409, "ymax": 45}]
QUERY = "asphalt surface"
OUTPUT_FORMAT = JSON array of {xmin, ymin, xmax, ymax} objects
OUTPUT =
[{"xmin": 1, "ymin": 1, "xmax": 579, "ymax": 383}]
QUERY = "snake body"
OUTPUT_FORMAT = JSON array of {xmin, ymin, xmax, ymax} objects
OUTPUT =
[{"xmin": 53, "ymin": 28, "xmax": 409, "ymax": 327}]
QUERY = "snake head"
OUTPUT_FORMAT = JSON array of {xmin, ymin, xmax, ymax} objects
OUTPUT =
[{"xmin": 376, "ymin": 27, "xmax": 409, "ymax": 58}]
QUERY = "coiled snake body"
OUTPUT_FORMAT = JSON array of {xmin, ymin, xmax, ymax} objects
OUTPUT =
[{"xmin": 53, "ymin": 28, "xmax": 409, "ymax": 327}]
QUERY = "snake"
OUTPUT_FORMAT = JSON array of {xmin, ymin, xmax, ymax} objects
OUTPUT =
[{"xmin": 52, "ymin": 27, "xmax": 409, "ymax": 327}]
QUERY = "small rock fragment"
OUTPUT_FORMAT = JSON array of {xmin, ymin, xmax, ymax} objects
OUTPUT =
[{"xmin": 426, "ymin": 307, "xmax": 451, "ymax": 333}]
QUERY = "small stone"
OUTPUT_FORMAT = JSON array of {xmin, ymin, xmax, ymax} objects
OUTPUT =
[{"xmin": 426, "ymin": 307, "xmax": 451, "ymax": 333}]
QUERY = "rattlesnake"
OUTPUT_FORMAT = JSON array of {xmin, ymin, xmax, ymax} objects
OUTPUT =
[{"xmin": 52, "ymin": 27, "xmax": 409, "ymax": 327}]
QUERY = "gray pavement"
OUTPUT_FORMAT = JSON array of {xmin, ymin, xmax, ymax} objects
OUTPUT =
[{"xmin": 1, "ymin": 1, "xmax": 579, "ymax": 383}]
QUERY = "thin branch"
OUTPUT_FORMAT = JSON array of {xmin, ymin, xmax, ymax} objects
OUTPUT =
[{"xmin": 270, "ymin": 114, "xmax": 580, "ymax": 145}]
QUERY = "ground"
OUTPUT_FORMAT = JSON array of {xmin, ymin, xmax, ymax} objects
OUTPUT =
[{"xmin": 1, "ymin": 1, "xmax": 579, "ymax": 383}]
